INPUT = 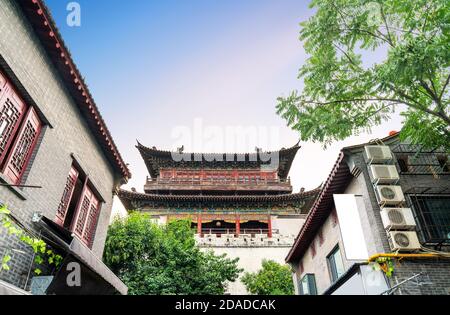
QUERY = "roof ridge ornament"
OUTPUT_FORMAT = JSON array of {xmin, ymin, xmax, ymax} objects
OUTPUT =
[{"xmin": 136, "ymin": 142, "xmax": 300, "ymax": 180}]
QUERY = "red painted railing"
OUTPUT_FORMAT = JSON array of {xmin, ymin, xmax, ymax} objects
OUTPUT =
[{"xmin": 199, "ymin": 228, "xmax": 279, "ymax": 236}]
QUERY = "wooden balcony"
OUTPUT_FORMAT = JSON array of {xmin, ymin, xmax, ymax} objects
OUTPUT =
[{"xmin": 144, "ymin": 177, "xmax": 293, "ymax": 193}]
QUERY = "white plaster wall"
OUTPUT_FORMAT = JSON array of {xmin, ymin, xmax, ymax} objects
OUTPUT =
[
  {"xmin": 272, "ymin": 216, "xmax": 305, "ymax": 237},
  {"xmin": 296, "ymin": 212, "xmax": 350, "ymax": 294},
  {"xmin": 208, "ymin": 246, "xmax": 293, "ymax": 295},
  {"xmin": 294, "ymin": 176, "xmax": 369, "ymax": 294},
  {"xmin": 344, "ymin": 175, "xmax": 363, "ymax": 194}
]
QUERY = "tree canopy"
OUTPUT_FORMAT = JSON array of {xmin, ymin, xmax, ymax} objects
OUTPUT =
[
  {"xmin": 241, "ymin": 260, "xmax": 294, "ymax": 295},
  {"xmin": 277, "ymin": 0, "xmax": 450, "ymax": 150},
  {"xmin": 103, "ymin": 213, "xmax": 242, "ymax": 295}
]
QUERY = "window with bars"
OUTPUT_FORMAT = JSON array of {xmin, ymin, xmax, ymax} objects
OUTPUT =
[
  {"xmin": 392, "ymin": 144, "xmax": 449, "ymax": 175},
  {"xmin": 409, "ymin": 194, "xmax": 450, "ymax": 244},
  {"xmin": 0, "ymin": 71, "xmax": 42, "ymax": 184},
  {"xmin": 55, "ymin": 164, "xmax": 102, "ymax": 248}
]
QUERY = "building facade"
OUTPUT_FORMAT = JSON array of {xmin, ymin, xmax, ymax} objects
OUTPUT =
[
  {"xmin": 0, "ymin": 0, "xmax": 129, "ymax": 295},
  {"xmin": 118, "ymin": 142, "xmax": 319, "ymax": 294},
  {"xmin": 286, "ymin": 134, "xmax": 450, "ymax": 295}
]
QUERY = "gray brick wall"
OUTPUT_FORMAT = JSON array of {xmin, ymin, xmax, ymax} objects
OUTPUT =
[
  {"xmin": 390, "ymin": 261, "xmax": 450, "ymax": 295},
  {"xmin": 349, "ymin": 154, "xmax": 393, "ymax": 254},
  {"xmin": 0, "ymin": 0, "xmax": 118, "ymax": 289},
  {"xmin": 351, "ymin": 141, "xmax": 450, "ymax": 295}
]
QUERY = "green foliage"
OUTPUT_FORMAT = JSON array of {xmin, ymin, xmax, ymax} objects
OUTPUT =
[
  {"xmin": 1, "ymin": 254, "xmax": 11, "ymax": 271},
  {"xmin": 277, "ymin": 0, "xmax": 450, "ymax": 149},
  {"xmin": 241, "ymin": 260, "xmax": 294, "ymax": 295},
  {"xmin": 372, "ymin": 257, "xmax": 395, "ymax": 277},
  {"xmin": 103, "ymin": 212, "xmax": 242, "ymax": 295},
  {"xmin": 0, "ymin": 205, "xmax": 63, "ymax": 274}
]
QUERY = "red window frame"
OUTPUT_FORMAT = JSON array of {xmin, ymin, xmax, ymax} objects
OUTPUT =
[
  {"xmin": 56, "ymin": 165, "xmax": 102, "ymax": 248},
  {"xmin": 0, "ymin": 72, "xmax": 26, "ymax": 165},
  {"xmin": 0, "ymin": 70, "xmax": 42, "ymax": 184},
  {"xmin": 55, "ymin": 166, "xmax": 79, "ymax": 226}
]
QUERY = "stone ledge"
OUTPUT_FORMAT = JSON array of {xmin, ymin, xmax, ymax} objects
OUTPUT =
[{"xmin": 0, "ymin": 279, "xmax": 31, "ymax": 295}]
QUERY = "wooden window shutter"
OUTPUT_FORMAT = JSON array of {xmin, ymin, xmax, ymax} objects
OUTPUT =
[
  {"xmin": 82, "ymin": 196, "xmax": 100, "ymax": 246},
  {"xmin": 72, "ymin": 185, "xmax": 100, "ymax": 248},
  {"xmin": 2, "ymin": 106, "xmax": 41, "ymax": 184},
  {"xmin": 0, "ymin": 79, "xmax": 27, "ymax": 165},
  {"xmin": 55, "ymin": 167, "xmax": 79, "ymax": 226}
]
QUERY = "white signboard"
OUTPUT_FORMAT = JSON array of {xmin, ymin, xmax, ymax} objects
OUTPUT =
[{"xmin": 333, "ymin": 194, "xmax": 369, "ymax": 260}]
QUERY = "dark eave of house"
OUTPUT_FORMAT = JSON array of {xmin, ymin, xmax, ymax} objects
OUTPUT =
[
  {"xmin": 16, "ymin": 0, "xmax": 131, "ymax": 181},
  {"xmin": 136, "ymin": 142, "xmax": 301, "ymax": 180},
  {"xmin": 36, "ymin": 216, "xmax": 128, "ymax": 295}
]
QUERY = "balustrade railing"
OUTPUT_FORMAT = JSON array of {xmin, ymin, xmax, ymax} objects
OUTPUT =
[
  {"xmin": 199, "ymin": 228, "xmax": 279, "ymax": 236},
  {"xmin": 146, "ymin": 177, "xmax": 291, "ymax": 186}
]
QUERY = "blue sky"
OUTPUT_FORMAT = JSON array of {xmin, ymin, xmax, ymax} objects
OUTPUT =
[{"xmin": 45, "ymin": 0, "xmax": 402, "ymax": 216}]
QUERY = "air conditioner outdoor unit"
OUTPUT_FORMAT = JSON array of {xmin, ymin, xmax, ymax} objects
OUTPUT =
[
  {"xmin": 369, "ymin": 165, "xmax": 400, "ymax": 184},
  {"xmin": 375, "ymin": 185, "xmax": 405, "ymax": 205},
  {"xmin": 388, "ymin": 231, "xmax": 421, "ymax": 251},
  {"xmin": 364, "ymin": 145, "xmax": 393, "ymax": 164},
  {"xmin": 380, "ymin": 208, "xmax": 416, "ymax": 230}
]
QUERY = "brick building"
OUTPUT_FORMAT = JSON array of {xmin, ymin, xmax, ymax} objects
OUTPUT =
[
  {"xmin": 286, "ymin": 134, "xmax": 450, "ymax": 295},
  {"xmin": 0, "ymin": 0, "xmax": 130, "ymax": 295}
]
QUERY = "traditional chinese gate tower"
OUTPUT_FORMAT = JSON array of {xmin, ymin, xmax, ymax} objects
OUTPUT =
[{"xmin": 118, "ymin": 142, "xmax": 319, "ymax": 294}]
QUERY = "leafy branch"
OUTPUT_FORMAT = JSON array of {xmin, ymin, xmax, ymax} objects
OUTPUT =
[
  {"xmin": 0, "ymin": 206, "xmax": 63, "ymax": 275},
  {"xmin": 277, "ymin": 0, "xmax": 450, "ymax": 150},
  {"xmin": 372, "ymin": 257, "xmax": 395, "ymax": 278}
]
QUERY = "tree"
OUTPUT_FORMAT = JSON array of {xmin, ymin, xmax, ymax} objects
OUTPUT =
[
  {"xmin": 277, "ymin": 0, "xmax": 450, "ymax": 150},
  {"xmin": 241, "ymin": 260, "xmax": 294, "ymax": 295},
  {"xmin": 103, "ymin": 213, "xmax": 242, "ymax": 295}
]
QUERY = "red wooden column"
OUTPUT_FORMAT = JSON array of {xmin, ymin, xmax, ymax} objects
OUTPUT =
[
  {"xmin": 268, "ymin": 215, "xmax": 272, "ymax": 238},
  {"xmin": 235, "ymin": 215, "xmax": 240, "ymax": 237},
  {"xmin": 197, "ymin": 214, "xmax": 202, "ymax": 237}
]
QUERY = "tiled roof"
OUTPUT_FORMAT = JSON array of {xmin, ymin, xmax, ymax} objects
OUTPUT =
[
  {"xmin": 285, "ymin": 152, "xmax": 352, "ymax": 264},
  {"xmin": 118, "ymin": 187, "xmax": 321, "ymax": 211},
  {"xmin": 136, "ymin": 142, "xmax": 301, "ymax": 180},
  {"xmin": 17, "ymin": 0, "xmax": 131, "ymax": 180}
]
